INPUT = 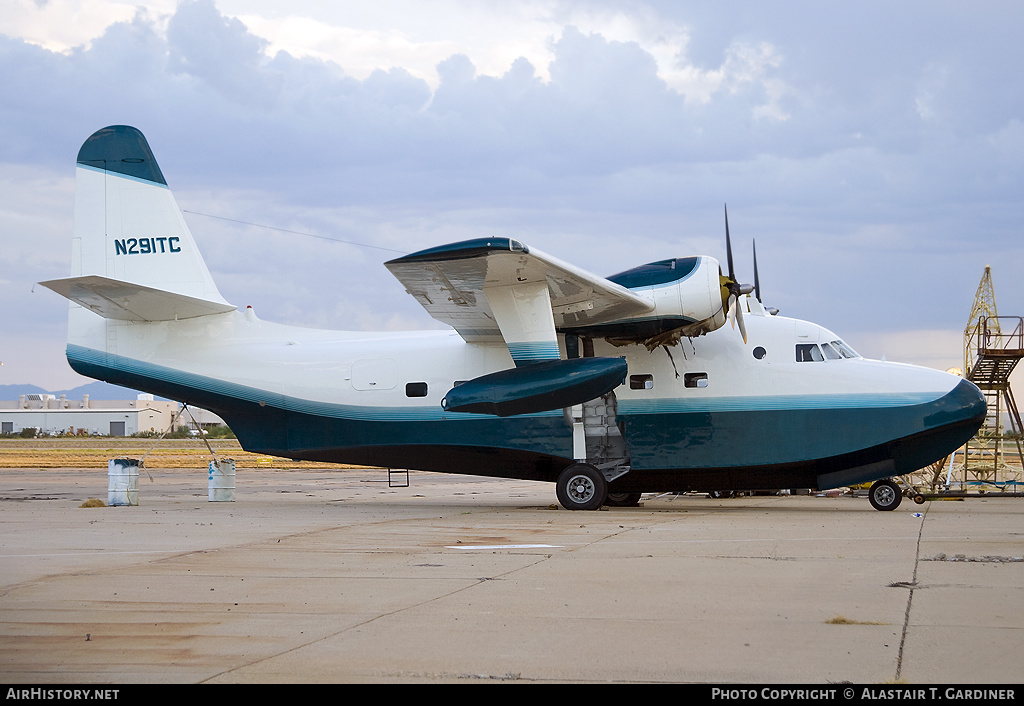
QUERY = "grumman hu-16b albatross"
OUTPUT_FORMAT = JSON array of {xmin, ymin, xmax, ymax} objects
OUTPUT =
[{"xmin": 42, "ymin": 126, "xmax": 986, "ymax": 511}]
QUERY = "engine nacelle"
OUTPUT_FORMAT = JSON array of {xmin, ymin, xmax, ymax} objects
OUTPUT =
[{"xmin": 562, "ymin": 256, "xmax": 728, "ymax": 345}]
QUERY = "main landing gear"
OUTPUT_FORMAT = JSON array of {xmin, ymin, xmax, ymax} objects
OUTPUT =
[
  {"xmin": 605, "ymin": 491, "xmax": 643, "ymax": 507},
  {"xmin": 556, "ymin": 463, "xmax": 607, "ymax": 511},
  {"xmin": 555, "ymin": 463, "xmax": 641, "ymax": 510}
]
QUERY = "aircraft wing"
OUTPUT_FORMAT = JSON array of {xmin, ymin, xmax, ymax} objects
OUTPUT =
[{"xmin": 385, "ymin": 238, "xmax": 654, "ymax": 363}]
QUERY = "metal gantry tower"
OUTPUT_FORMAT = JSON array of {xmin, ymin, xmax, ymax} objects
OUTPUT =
[
  {"xmin": 964, "ymin": 266, "xmax": 1000, "ymax": 378},
  {"xmin": 956, "ymin": 267, "xmax": 1024, "ymax": 489}
]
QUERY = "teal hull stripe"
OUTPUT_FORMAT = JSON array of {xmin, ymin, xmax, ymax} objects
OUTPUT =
[
  {"xmin": 66, "ymin": 345, "xmax": 983, "ymax": 474},
  {"xmin": 66, "ymin": 345, "xmax": 560, "ymax": 422},
  {"xmin": 618, "ymin": 391, "xmax": 946, "ymax": 415}
]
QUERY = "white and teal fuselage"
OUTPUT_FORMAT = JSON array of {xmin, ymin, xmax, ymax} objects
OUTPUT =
[
  {"xmin": 65, "ymin": 293, "xmax": 983, "ymax": 493},
  {"xmin": 48, "ymin": 126, "xmax": 985, "ymax": 496}
]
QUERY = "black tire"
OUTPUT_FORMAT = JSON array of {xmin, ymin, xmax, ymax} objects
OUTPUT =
[
  {"xmin": 605, "ymin": 492, "xmax": 642, "ymax": 507},
  {"xmin": 868, "ymin": 479, "xmax": 903, "ymax": 511},
  {"xmin": 556, "ymin": 464, "xmax": 607, "ymax": 511}
]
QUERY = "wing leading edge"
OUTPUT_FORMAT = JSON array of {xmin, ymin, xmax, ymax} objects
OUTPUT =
[{"xmin": 385, "ymin": 238, "xmax": 655, "ymax": 364}]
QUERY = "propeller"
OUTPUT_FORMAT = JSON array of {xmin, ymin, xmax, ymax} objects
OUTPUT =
[
  {"xmin": 752, "ymin": 238, "xmax": 779, "ymax": 316},
  {"xmin": 723, "ymin": 205, "xmax": 754, "ymax": 343},
  {"xmin": 753, "ymin": 238, "xmax": 760, "ymax": 302}
]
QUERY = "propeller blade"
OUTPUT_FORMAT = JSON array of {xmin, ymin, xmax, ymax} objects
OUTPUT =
[
  {"xmin": 753, "ymin": 239, "xmax": 761, "ymax": 302},
  {"xmin": 723, "ymin": 204, "xmax": 753, "ymax": 338},
  {"xmin": 736, "ymin": 298, "xmax": 747, "ymax": 343},
  {"xmin": 728, "ymin": 293, "xmax": 747, "ymax": 343},
  {"xmin": 725, "ymin": 204, "xmax": 735, "ymax": 281},
  {"xmin": 752, "ymin": 238, "xmax": 779, "ymax": 314}
]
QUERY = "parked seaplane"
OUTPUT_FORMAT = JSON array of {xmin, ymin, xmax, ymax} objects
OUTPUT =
[{"xmin": 42, "ymin": 126, "xmax": 986, "ymax": 511}]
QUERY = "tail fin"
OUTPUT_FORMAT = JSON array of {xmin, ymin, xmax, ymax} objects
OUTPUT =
[{"xmin": 41, "ymin": 126, "xmax": 233, "ymax": 321}]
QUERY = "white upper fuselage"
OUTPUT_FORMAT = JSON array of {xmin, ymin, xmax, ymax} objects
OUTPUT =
[{"xmin": 68, "ymin": 292, "xmax": 960, "ymax": 422}]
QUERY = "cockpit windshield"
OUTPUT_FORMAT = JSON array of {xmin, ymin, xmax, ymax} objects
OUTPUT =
[
  {"xmin": 821, "ymin": 342, "xmax": 842, "ymax": 360},
  {"xmin": 831, "ymin": 340, "xmax": 859, "ymax": 358},
  {"xmin": 796, "ymin": 340, "xmax": 861, "ymax": 362}
]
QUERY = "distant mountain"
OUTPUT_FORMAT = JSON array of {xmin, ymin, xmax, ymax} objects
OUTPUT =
[
  {"xmin": 0, "ymin": 384, "xmax": 48, "ymax": 399},
  {"xmin": 0, "ymin": 381, "xmax": 170, "ymax": 401}
]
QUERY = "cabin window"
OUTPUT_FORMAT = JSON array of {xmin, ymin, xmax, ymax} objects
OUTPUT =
[
  {"xmin": 684, "ymin": 372, "xmax": 708, "ymax": 388},
  {"xmin": 629, "ymin": 374, "xmax": 654, "ymax": 390},
  {"xmin": 753, "ymin": 346, "xmax": 767, "ymax": 360},
  {"xmin": 796, "ymin": 344, "xmax": 824, "ymax": 362},
  {"xmin": 405, "ymin": 382, "xmax": 428, "ymax": 397}
]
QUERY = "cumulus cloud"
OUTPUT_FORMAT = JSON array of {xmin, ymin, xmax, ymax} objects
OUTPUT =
[
  {"xmin": 0, "ymin": 0, "xmax": 1022, "ymax": 389},
  {"xmin": 0, "ymin": 1, "xmax": 810, "ymax": 183},
  {"xmin": 166, "ymin": 0, "xmax": 278, "ymax": 105}
]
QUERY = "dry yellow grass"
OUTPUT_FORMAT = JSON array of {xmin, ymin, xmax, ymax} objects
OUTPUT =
[{"xmin": 0, "ymin": 438, "xmax": 359, "ymax": 469}]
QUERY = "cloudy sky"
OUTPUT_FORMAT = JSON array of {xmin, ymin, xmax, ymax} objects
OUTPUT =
[{"xmin": 2, "ymin": 0, "xmax": 1022, "ymax": 391}]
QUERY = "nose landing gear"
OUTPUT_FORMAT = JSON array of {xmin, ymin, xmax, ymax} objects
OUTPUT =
[{"xmin": 868, "ymin": 478, "xmax": 903, "ymax": 511}]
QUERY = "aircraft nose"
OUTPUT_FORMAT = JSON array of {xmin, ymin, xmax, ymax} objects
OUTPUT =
[
  {"xmin": 964, "ymin": 379, "xmax": 987, "ymax": 420},
  {"xmin": 889, "ymin": 377, "xmax": 987, "ymax": 477},
  {"xmin": 957, "ymin": 378, "xmax": 986, "ymax": 423},
  {"xmin": 927, "ymin": 378, "xmax": 986, "ymax": 432}
]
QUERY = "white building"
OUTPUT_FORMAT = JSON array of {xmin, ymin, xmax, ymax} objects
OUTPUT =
[{"xmin": 1, "ymin": 394, "xmax": 187, "ymax": 436}]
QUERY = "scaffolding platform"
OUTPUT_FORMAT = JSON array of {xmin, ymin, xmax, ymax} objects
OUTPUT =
[{"xmin": 924, "ymin": 315, "xmax": 1024, "ymax": 493}]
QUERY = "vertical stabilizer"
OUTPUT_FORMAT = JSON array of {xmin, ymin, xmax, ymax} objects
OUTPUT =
[{"xmin": 72, "ymin": 125, "xmax": 229, "ymax": 305}]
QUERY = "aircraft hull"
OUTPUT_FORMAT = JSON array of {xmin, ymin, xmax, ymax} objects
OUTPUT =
[
  {"xmin": 617, "ymin": 378, "xmax": 985, "ymax": 484},
  {"xmin": 610, "ymin": 388, "xmax": 985, "ymax": 493},
  {"xmin": 67, "ymin": 344, "xmax": 984, "ymax": 492}
]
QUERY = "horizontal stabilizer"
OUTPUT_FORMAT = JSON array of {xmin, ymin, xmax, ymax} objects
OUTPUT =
[
  {"xmin": 40, "ymin": 275, "xmax": 236, "ymax": 322},
  {"xmin": 441, "ymin": 356, "xmax": 628, "ymax": 417}
]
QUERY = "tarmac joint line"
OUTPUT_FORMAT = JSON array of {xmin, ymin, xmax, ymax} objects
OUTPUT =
[{"xmin": 894, "ymin": 503, "xmax": 929, "ymax": 682}]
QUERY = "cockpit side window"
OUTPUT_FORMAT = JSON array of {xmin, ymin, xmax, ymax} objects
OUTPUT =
[
  {"xmin": 796, "ymin": 344, "xmax": 824, "ymax": 362},
  {"xmin": 831, "ymin": 340, "xmax": 859, "ymax": 358},
  {"xmin": 820, "ymin": 342, "xmax": 842, "ymax": 360}
]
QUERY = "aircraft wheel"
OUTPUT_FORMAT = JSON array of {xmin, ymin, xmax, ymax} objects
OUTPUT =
[
  {"xmin": 868, "ymin": 479, "xmax": 903, "ymax": 511},
  {"xmin": 605, "ymin": 492, "xmax": 642, "ymax": 507},
  {"xmin": 556, "ymin": 464, "xmax": 607, "ymax": 511}
]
